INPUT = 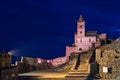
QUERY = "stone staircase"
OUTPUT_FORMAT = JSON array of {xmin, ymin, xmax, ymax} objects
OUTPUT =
[
  {"xmin": 66, "ymin": 63, "xmax": 90, "ymax": 79},
  {"xmin": 65, "ymin": 53, "xmax": 91, "ymax": 80}
]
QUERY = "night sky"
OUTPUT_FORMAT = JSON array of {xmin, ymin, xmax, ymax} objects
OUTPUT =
[{"xmin": 0, "ymin": 0, "xmax": 120, "ymax": 61}]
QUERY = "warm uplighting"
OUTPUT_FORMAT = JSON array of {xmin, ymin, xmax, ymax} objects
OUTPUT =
[
  {"xmin": 47, "ymin": 60, "xmax": 50, "ymax": 63},
  {"xmin": 37, "ymin": 58, "xmax": 42, "ymax": 63}
]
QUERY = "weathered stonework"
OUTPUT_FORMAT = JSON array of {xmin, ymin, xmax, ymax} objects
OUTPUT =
[
  {"xmin": 96, "ymin": 39, "xmax": 120, "ymax": 79},
  {"xmin": 0, "ymin": 53, "xmax": 12, "ymax": 67},
  {"xmin": 0, "ymin": 53, "xmax": 18, "ymax": 80},
  {"xmin": 16, "ymin": 56, "xmax": 55, "ymax": 73},
  {"xmin": 0, "ymin": 66, "xmax": 18, "ymax": 80}
]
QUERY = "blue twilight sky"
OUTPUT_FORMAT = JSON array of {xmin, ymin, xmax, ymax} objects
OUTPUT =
[{"xmin": 0, "ymin": 0, "xmax": 120, "ymax": 60}]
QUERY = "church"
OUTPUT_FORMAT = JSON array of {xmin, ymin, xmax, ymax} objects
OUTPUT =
[
  {"xmin": 36, "ymin": 14, "xmax": 107, "ymax": 67},
  {"xmin": 66, "ymin": 15, "xmax": 107, "ymax": 59}
]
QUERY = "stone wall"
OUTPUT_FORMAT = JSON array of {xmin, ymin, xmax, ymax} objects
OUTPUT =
[
  {"xmin": 50, "ymin": 57, "xmax": 67, "ymax": 67},
  {"xmin": 0, "ymin": 66, "xmax": 18, "ymax": 80},
  {"xmin": 16, "ymin": 57, "xmax": 55, "ymax": 73},
  {"xmin": 21, "ymin": 57, "xmax": 37, "ymax": 66},
  {"xmin": 16, "ymin": 61, "xmax": 34, "ymax": 73},
  {"xmin": 96, "ymin": 48, "xmax": 120, "ymax": 79},
  {"xmin": 0, "ymin": 53, "xmax": 12, "ymax": 67},
  {"xmin": 0, "ymin": 53, "xmax": 18, "ymax": 80},
  {"xmin": 16, "ymin": 57, "xmax": 39, "ymax": 73}
]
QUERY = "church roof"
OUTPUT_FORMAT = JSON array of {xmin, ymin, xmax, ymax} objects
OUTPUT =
[
  {"xmin": 86, "ymin": 31, "xmax": 97, "ymax": 36},
  {"xmin": 78, "ymin": 14, "xmax": 84, "ymax": 22}
]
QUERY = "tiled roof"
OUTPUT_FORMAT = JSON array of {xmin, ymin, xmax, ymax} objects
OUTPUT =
[{"xmin": 86, "ymin": 31, "xmax": 97, "ymax": 36}]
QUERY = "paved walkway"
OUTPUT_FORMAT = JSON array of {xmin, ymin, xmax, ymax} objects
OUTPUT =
[{"xmin": 19, "ymin": 70, "xmax": 68, "ymax": 78}]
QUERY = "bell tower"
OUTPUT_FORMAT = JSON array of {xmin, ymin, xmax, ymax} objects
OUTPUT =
[{"xmin": 77, "ymin": 14, "xmax": 85, "ymax": 37}]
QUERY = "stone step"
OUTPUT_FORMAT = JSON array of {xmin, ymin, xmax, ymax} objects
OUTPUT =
[
  {"xmin": 78, "ymin": 67, "xmax": 88, "ymax": 69},
  {"xmin": 78, "ymin": 64, "xmax": 88, "ymax": 66},
  {"xmin": 79, "ymin": 65, "xmax": 89, "ymax": 67},
  {"xmin": 65, "ymin": 75, "xmax": 88, "ymax": 79},
  {"xmin": 78, "ymin": 68, "xmax": 88, "ymax": 70},
  {"xmin": 78, "ymin": 69, "xmax": 88, "ymax": 71},
  {"xmin": 71, "ymin": 69, "xmax": 88, "ymax": 72},
  {"xmin": 71, "ymin": 70, "xmax": 88, "ymax": 73},
  {"xmin": 78, "ymin": 66, "xmax": 89, "ymax": 69},
  {"xmin": 72, "ymin": 68, "xmax": 89, "ymax": 72},
  {"xmin": 68, "ymin": 72, "xmax": 89, "ymax": 75}
]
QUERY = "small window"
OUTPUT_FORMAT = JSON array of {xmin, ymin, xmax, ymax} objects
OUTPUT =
[
  {"xmin": 89, "ymin": 39, "xmax": 91, "ymax": 43},
  {"xmin": 101, "ymin": 53, "xmax": 103, "ymax": 57},
  {"xmin": 79, "ymin": 48, "xmax": 82, "ymax": 51},
  {"xmin": 80, "ymin": 39, "xmax": 82, "ymax": 43},
  {"xmin": 108, "ymin": 67, "xmax": 112, "ymax": 73},
  {"xmin": 80, "ymin": 25, "xmax": 82, "ymax": 28},
  {"xmin": 80, "ymin": 31, "xmax": 82, "ymax": 33},
  {"xmin": 115, "ymin": 56, "xmax": 119, "ymax": 59}
]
